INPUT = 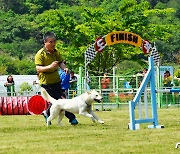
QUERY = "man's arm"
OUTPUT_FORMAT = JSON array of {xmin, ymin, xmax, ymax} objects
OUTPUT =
[{"xmin": 36, "ymin": 61, "xmax": 59, "ymax": 73}]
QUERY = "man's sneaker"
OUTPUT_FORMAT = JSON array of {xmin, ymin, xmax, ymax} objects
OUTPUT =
[{"xmin": 71, "ymin": 119, "xmax": 78, "ymax": 125}]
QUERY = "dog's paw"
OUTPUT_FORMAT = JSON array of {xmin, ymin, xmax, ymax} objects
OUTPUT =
[
  {"xmin": 98, "ymin": 120, "xmax": 105, "ymax": 124},
  {"xmin": 47, "ymin": 121, "xmax": 52, "ymax": 127},
  {"xmin": 89, "ymin": 115, "xmax": 96, "ymax": 122},
  {"xmin": 91, "ymin": 118, "xmax": 96, "ymax": 122},
  {"xmin": 47, "ymin": 123, "xmax": 50, "ymax": 127},
  {"xmin": 58, "ymin": 123, "xmax": 64, "ymax": 127}
]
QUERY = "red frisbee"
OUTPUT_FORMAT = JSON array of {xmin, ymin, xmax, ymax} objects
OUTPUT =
[{"xmin": 28, "ymin": 95, "xmax": 47, "ymax": 115}]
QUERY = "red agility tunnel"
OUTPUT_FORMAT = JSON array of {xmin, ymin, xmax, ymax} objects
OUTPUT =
[
  {"xmin": 0, "ymin": 96, "xmax": 49, "ymax": 115},
  {"xmin": 0, "ymin": 96, "xmax": 31, "ymax": 115}
]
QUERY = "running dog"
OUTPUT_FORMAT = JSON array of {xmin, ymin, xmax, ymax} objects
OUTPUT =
[{"xmin": 41, "ymin": 88, "xmax": 104, "ymax": 126}]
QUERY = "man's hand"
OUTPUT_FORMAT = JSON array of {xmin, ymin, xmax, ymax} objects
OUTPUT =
[
  {"xmin": 50, "ymin": 61, "xmax": 59, "ymax": 69},
  {"xmin": 64, "ymin": 68, "xmax": 69, "ymax": 74},
  {"xmin": 59, "ymin": 61, "xmax": 69, "ymax": 74}
]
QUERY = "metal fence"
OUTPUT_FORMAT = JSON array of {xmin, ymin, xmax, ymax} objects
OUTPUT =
[
  {"xmin": 1, "ymin": 75, "xmax": 179, "ymax": 110},
  {"xmin": 70, "ymin": 75, "xmax": 180, "ymax": 110}
]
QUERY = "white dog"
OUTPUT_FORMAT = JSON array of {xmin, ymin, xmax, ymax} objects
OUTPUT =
[{"xmin": 41, "ymin": 88, "xmax": 104, "ymax": 126}]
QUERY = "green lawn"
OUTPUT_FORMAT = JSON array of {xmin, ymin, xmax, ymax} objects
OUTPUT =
[{"xmin": 0, "ymin": 108, "xmax": 179, "ymax": 154}]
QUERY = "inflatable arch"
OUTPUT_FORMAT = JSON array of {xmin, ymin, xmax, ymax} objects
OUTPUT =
[
  {"xmin": 105, "ymin": 31, "xmax": 142, "ymax": 47},
  {"xmin": 94, "ymin": 31, "xmax": 150, "ymax": 54}
]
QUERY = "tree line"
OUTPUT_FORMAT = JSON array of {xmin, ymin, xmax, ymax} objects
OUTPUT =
[{"xmin": 0, "ymin": 0, "xmax": 179, "ymax": 76}]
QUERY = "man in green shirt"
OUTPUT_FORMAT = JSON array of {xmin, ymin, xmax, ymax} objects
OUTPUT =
[{"xmin": 35, "ymin": 31, "xmax": 78, "ymax": 125}]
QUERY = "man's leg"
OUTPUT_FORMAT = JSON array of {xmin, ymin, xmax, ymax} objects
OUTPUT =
[
  {"xmin": 61, "ymin": 89, "xmax": 77, "ymax": 125},
  {"xmin": 41, "ymin": 82, "xmax": 78, "ymax": 125}
]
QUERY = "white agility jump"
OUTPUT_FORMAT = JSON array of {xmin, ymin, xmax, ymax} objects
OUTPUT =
[
  {"xmin": 128, "ymin": 56, "xmax": 180, "ymax": 130},
  {"xmin": 156, "ymin": 89, "xmax": 180, "ymax": 93}
]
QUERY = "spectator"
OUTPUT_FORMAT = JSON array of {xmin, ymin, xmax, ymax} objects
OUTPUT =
[
  {"xmin": 129, "ymin": 75, "xmax": 136, "ymax": 89},
  {"xmin": 58, "ymin": 65, "xmax": 70, "ymax": 98},
  {"xmin": 33, "ymin": 73, "xmax": 41, "ymax": 95},
  {"xmin": 4, "ymin": 75, "xmax": 15, "ymax": 96},
  {"xmin": 163, "ymin": 70, "xmax": 173, "ymax": 107},
  {"xmin": 142, "ymin": 68, "xmax": 148, "ymax": 76},
  {"xmin": 163, "ymin": 70, "xmax": 173, "ymax": 88},
  {"xmin": 34, "ymin": 31, "xmax": 78, "ymax": 125},
  {"xmin": 69, "ymin": 71, "xmax": 77, "ymax": 90},
  {"xmin": 33, "ymin": 72, "xmax": 40, "ymax": 85},
  {"xmin": 69, "ymin": 71, "xmax": 78, "ymax": 98},
  {"xmin": 101, "ymin": 73, "xmax": 110, "ymax": 102}
]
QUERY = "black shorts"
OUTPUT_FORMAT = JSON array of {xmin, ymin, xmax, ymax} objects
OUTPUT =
[{"xmin": 41, "ymin": 81, "xmax": 63, "ymax": 99}]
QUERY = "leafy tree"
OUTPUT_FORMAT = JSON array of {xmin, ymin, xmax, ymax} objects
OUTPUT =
[
  {"xmin": 35, "ymin": 9, "xmax": 77, "ymax": 43},
  {"xmin": 0, "ymin": 0, "xmax": 179, "ymax": 76},
  {"xmin": 0, "ymin": 10, "xmax": 34, "ymax": 43},
  {"xmin": 0, "ymin": 65, "xmax": 7, "ymax": 75},
  {"xmin": 0, "ymin": 38, "xmax": 40, "ymax": 59},
  {"xmin": 24, "ymin": 0, "xmax": 51, "ymax": 14},
  {"xmin": 0, "ymin": 0, "xmax": 27, "ymax": 14},
  {"xmin": 0, "ymin": 55, "xmax": 19, "ymax": 74},
  {"xmin": 56, "ymin": 0, "xmax": 80, "ymax": 6},
  {"xmin": 116, "ymin": 60, "xmax": 147, "ymax": 76},
  {"xmin": 16, "ymin": 59, "xmax": 36, "ymax": 75},
  {"xmin": 74, "ymin": 0, "xmax": 151, "ymax": 75},
  {"xmin": 19, "ymin": 82, "xmax": 33, "ymax": 95},
  {"xmin": 100, "ymin": 0, "xmax": 125, "ymax": 15},
  {"xmin": 145, "ymin": 6, "xmax": 180, "ymax": 64},
  {"xmin": 0, "ymin": 54, "xmax": 36, "ymax": 75}
]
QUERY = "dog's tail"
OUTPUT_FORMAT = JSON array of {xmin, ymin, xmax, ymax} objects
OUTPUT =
[{"xmin": 41, "ymin": 88, "xmax": 57, "ymax": 104}]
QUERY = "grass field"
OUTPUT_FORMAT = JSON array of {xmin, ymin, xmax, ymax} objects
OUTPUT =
[{"xmin": 0, "ymin": 108, "xmax": 179, "ymax": 154}]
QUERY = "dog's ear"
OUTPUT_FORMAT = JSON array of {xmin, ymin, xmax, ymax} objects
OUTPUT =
[{"xmin": 87, "ymin": 91, "xmax": 91, "ymax": 95}]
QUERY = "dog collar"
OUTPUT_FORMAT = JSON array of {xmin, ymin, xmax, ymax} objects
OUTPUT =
[{"xmin": 85, "ymin": 101, "xmax": 91, "ymax": 107}]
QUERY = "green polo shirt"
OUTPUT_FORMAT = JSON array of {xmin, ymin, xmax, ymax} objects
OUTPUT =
[{"xmin": 35, "ymin": 47, "xmax": 63, "ymax": 85}]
